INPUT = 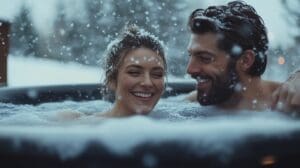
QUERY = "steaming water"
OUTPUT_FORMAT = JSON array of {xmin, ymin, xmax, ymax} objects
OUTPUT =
[{"xmin": 0, "ymin": 94, "xmax": 300, "ymax": 160}]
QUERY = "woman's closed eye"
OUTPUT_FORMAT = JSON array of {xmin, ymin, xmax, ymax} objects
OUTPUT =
[
  {"xmin": 151, "ymin": 70, "xmax": 164, "ymax": 79},
  {"xmin": 127, "ymin": 70, "xmax": 141, "ymax": 77}
]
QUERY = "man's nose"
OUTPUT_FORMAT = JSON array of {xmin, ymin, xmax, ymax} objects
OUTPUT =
[{"xmin": 187, "ymin": 57, "xmax": 201, "ymax": 75}]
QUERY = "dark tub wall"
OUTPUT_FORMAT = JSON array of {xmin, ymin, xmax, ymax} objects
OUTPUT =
[
  {"xmin": 1, "ymin": 127, "xmax": 300, "ymax": 168},
  {"xmin": 1, "ymin": 81, "xmax": 300, "ymax": 168},
  {"xmin": 0, "ymin": 82, "xmax": 195, "ymax": 105}
]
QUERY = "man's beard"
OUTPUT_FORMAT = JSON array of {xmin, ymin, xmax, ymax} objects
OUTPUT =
[{"xmin": 197, "ymin": 60, "xmax": 239, "ymax": 105}]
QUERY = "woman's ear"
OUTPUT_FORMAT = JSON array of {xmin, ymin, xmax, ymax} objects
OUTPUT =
[{"xmin": 237, "ymin": 50, "xmax": 255, "ymax": 72}]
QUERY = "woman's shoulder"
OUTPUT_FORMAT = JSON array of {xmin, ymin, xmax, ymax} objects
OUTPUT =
[
  {"xmin": 55, "ymin": 110, "xmax": 84, "ymax": 121},
  {"xmin": 53, "ymin": 110, "xmax": 107, "ymax": 123}
]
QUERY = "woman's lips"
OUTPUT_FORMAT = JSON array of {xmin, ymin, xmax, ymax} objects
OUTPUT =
[{"xmin": 131, "ymin": 91, "xmax": 153, "ymax": 99}]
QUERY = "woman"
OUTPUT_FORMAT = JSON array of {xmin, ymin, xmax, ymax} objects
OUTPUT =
[
  {"xmin": 57, "ymin": 24, "xmax": 167, "ymax": 119},
  {"xmin": 100, "ymin": 24, "xmax": 167, "ymax": 117}
]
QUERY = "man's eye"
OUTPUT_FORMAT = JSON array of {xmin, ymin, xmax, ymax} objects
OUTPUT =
[
  {"xmin": 202, "ymin": 57, "xmax": 212, "ymax": 62},
  {"xmin": 199, "ymin": 56, "xmax": 214, "ymax": 63}
]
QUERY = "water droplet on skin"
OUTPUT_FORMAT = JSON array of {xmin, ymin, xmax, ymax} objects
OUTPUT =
[
  {"xmin": 117, "ymin": 95, "xmax": 122, "ymax": 100},
  {"xmin": 276, "ymin": 101, "xmax": 284, "ymax": 111},
  {"xmin": 147, "ymin": 57, "xmax": 154, "ymax": 62},
  {"xmin": 252, "ymin": 99, "xmax": 258, "ymax": 109}
]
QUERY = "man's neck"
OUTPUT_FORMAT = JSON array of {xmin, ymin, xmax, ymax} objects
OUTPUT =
[{"xmin": 218, "ymin": 77, "xmax": 279, "ymax": 111}]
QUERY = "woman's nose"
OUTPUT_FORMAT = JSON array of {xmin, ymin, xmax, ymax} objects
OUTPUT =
[{"xmin": 141, "ymin": 74, "xmax": 153, "ymax": 87}]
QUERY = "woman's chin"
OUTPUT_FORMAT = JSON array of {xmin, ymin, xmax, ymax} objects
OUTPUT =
[{"xmin": 133, "ymin": 106, "xmax": 153, "ymax": 115}]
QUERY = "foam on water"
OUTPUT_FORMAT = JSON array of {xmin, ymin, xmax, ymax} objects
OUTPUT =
[{"xmin": 0, "ymin": 95, "xmax": 300, "ymax": 160}]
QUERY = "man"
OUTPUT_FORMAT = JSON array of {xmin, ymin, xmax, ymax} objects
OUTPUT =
[{"xmin": 186, "ymin": 1, "xmax": 300, "ymax": 112}]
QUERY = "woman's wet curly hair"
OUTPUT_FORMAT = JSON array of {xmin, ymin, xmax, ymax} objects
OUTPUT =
[
  {"xmin": 188, "ymin": 1, "xmax": 268, "ymax": 76},
  {"xmin": 103, "ymin": 24, "xmax": 166, "ymax": 86}
]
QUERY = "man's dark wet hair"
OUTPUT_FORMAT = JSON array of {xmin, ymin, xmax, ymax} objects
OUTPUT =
[{"xmin": 188, "ymin": 1, "xmax": 268, "ymax": 76}]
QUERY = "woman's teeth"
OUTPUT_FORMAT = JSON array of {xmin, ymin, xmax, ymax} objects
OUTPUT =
[{"xmin": 133, "ymin": 92, "xmax": 152, "ymax": 98}]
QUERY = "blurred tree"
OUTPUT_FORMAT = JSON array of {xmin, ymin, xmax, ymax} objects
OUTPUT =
[
  {"xmin": 84, "ymin": 0, "xmax": 109, "ymax": 65},
  {"xmin": 50, "ymin": 2, "xmax": 88, "ymax": 63},
  {"xmin": 281, "ymin": 0, "xmax": 300, "ymax": 72},
  {"xmin": 100, "ymin": 0, "xmax": 192, "ymax": 75},
  {"xmin": 10, "ymin": 4, "xmax": 41, "ymax": 57},
  {"xmin": 10, "ymin": 1, "xmax": 204, "ymax": 76}
]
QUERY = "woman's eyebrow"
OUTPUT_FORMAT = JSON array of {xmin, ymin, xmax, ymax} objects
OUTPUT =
[
  {"xmin": 152, "ymin": 67, "xmax": 164, "ymax": 71},
  {"xmin": 125, "ymin": 65, "xmax": 143, "ymax": 69},
  {"xmin": 125, "ymin": 65, "xmax": 164, "ymax": 71}
]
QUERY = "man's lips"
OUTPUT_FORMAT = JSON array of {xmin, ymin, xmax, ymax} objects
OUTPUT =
[{"xmin": 195, "ymin": 76, "xmax": 211, "ymax": 89}]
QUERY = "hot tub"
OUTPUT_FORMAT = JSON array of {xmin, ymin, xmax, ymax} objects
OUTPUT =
[{"xmin": 0, "ymin": 82, "xmax": 300, "ymax": 168}]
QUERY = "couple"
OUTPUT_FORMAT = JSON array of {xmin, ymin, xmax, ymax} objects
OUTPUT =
[
  {"xmin": 60, "ymin": 1, "xmax": 300, "ymax": 119},
  {"xmin": 101, "ymin": 1, "xmax": 300, "ymax": 118}
]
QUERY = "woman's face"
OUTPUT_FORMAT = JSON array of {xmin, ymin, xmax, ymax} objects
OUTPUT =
[{"xmin": 112, "ymin": 47, "xmax": 165, "ymax": 116}]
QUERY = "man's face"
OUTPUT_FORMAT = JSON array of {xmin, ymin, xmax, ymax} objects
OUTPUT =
[{"xmin": 187, "ymin": 32, "xmax": 239, "ymax": 105}]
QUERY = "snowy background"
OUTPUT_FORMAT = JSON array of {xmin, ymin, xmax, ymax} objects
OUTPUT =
[
  {"xmin": 7, "ymin": 55, "xmax": 191, "ymax": 86},
  {"xmin": 0, "ymin": 0, "xmax": 295, "ymax": 47},
  {"xmin": 0, "ymin": 0, "xmax": 299, "ymax": 87}
]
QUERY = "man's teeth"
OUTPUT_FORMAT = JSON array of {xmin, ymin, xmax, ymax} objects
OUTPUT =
[
  {"xmin": 196, "ymin": 77, "xmax": 209, "ymax": 83},
  {"xmin": 199, "ymin": 79, "xmax": 209, "ymax": 83},
  {"xmin": 133, "ymin": 92, "xmax": 152, "ymax": 98}
]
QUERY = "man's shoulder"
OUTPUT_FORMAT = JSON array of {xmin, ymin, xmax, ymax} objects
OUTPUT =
[{"xmin": 263, "ymin": 80, "xmax": 281, "ymax": 93}]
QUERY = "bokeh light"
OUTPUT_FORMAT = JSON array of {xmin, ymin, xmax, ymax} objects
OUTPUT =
[{"xmin": 278, "ymin": 56, "xmax": 285, "ymax": 65}]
